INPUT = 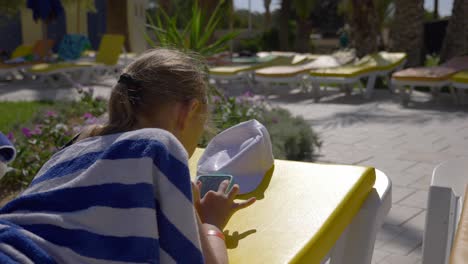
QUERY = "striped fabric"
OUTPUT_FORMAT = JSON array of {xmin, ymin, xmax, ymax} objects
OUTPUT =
[{"xmin": 0, "ymin": 128, "xmax": 204, "ymax": 264}]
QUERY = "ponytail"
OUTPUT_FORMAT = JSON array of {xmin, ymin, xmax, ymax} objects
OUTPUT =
[{"xmin": 96, "ymin": 83, "xmax": 138, "ymax": 136}]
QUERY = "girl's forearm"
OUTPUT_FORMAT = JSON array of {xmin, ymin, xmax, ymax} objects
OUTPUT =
[{"xmin": 198, "ymin": 219, "xmax": 229, "ymax": 264}]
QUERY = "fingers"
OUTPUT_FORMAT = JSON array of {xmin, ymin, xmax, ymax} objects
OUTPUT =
[
  {"xmin": 217, "ymin": 180, "xmax": 230, "ymax": 193},
  {"xmin": 233, "ymin": 197, "xmax": 256, "ymax": 211},
  {"xmin": 192, "ymin": 181, "xmax": 201, "ymax": 203},
  {"xmin": 227, "ymin": 184, "xmax": 239, "ymax": 200}
]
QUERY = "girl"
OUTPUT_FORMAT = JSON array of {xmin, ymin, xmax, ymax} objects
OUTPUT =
[{"xmin": 0, "ymin": 49, "xmax": 255, "ymax": 264}]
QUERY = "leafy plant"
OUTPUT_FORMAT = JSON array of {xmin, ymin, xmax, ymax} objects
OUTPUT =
[
  {"xmin": 146, "ymin": 0, "xmax": 238, "ymax": 57},
  {"xmin": 200, "ymin": 92, "xmax": 321, "ymax": 161},
  {"xmin": 425, "ymin": 53, "xmax": 440, "ymax": 67},
  {"xmin": 0, "ymin": 88, "xmax": 106, "ymax": 194}
]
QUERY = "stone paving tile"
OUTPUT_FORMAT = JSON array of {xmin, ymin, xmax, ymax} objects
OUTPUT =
[
  {"xmin": 381, "ymin": 229, "xmax": 422, "ymax": 255},
  {"xmin": 408, "ymin": 245, "xmax": 423, "ymax": 259},
  {"xmin": 379, "ymin": 254, "xmax": 421, "ymax": 264},
  {"xmin": 372, "ymin": 249, "xmax": 392, "ymax": 264},
  {"xmin": 408, "ymin": 175, "xmax": 432, "ymax": 191},
  {"xmin": 398, "ymin": 190, "xmax": 429, "ymax": 209},
  {"xmin": 397, "ymin": 151, "xmax": 459, "ymax": 164},
  {"xmin": 402, "ymin": 162, "xmax": 437, "ymax": 177},
  {"xmin": 375, "ymin": 224, "xmax": 406, "ymax": 249},
  {"xmin": 392, "ymin": 187, "xmax": 418, "ymax": 204},
  {"xmin": 384, "ymin": 205, "xmax": 423, "ymax": 226},
  {"xmin": 401, "ymin": 211, "xmax": 426, "ymax": 237},
  {"xmin": 390, "ymin": 173, "xmax": 427, "ymax": 188}
]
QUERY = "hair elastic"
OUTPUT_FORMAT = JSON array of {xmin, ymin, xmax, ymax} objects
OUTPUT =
[{"xmin": 118, "ymin": 73, "xmax": 142, "ymax": 104}]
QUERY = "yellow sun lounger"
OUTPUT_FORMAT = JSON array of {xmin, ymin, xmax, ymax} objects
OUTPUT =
[
  {"xmin": 391, "ymin": 56, "xmax": 468, "ymax": 104},
  {"xmin": 28, "ymin": 34, "xmax": 125, "ymax": 88},
  {"xmin": 209, "ymin": 54, "xmax": 308, "ymax": 88},
  {"xmin": 0, "ymin": 40, "xmax": 55, "ymax": 80},
  {"xmin": 451, "ymin": 71, "xmax": 468, "ymax": 104},
  {"xmin": 189, "ymin": 148, "xmax": 391, "ymax": 264},
  {"xmin": 308, "ymin": 52, "xmax": 407, "ymax": 100},
  {"xmin": 254, "ymin": 52, "xmax": 355, "ymax": 93}
]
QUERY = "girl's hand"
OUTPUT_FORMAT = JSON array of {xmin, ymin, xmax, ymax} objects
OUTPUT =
[{"xmin": 192, "ymin": 180, "xmax": 256, "ymax": 230}]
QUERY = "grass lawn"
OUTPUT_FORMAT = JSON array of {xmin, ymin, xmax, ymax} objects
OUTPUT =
[{"xmin": 0, "ymin": 101, "xmax": 55, "ymax": 133}]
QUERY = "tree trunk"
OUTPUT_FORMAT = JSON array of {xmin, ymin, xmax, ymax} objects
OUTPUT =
[
  {"xmin": 159, "ymin": 0, "xmax": 172, "ymax": 14},
  {"xmin": 279, "ymin": 0, "xmax": 291, "ymax": 51},
  {"xmin": 434, "ymin": 0, "xmax": 439, "ymax": 19},
  {"xmin": 295, "ymin": 19, "xmax": 312, "ymax": 52},
  {"xmin": 199, "ymin": 0, "xmax": 217, "ymax": 16},
  {"xmin": 390, "ymin": 0, "xmax": 424, "ymax": 66},
  {"xmin": 440, "ymin": 0, "xmax": 468, "ymax": 62},
  {"xmin": 349, "ymin": 0, "xmax": 379, "ymax": 57},
  {"xmin": 264, "ymin": 0, "xmax": 272, "ymax": 31},
  {"xmin": 106, "ymin": 0, "xmax": 129, "ymax": 50}
]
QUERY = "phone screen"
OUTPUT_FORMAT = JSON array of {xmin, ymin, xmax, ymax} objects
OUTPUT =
[{"xmin": 197, "ymin": 175, "xmax": 233, "ymax": 198}]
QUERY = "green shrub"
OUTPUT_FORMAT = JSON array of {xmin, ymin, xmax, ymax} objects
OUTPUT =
[
  {"xmin": 201, "ymin": 92, "xmax": 321, "ymax": 161},
  {"xmin": 0, "ymin": 88, "xmax": 107, "ymax": 193},
  {"xmin": 425, "ymin": 54, "xmax": 440, "ymax": 67},
  {"xmin": 260, "ymin": 108, "xmax": 321, "ymax": 161}
]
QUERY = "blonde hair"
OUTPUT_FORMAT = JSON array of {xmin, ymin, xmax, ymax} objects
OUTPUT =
[{"xmin": 96, "ymin": 48, "xmax": 208, "ymax": 136}]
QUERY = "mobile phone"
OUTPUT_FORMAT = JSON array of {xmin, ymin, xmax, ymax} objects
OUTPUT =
[{"xmin": 196, "ymin": 174, "xmax": 234, "ymax": 198}]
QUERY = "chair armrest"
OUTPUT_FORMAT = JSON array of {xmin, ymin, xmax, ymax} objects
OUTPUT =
[{"xmin": 450, "ymin": 185, "xmax": 468, "ymax": 264}]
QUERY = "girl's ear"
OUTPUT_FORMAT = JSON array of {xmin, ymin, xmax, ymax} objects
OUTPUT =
[{"xmin": 177, "ymin": 99, "xmax": 200, "ymax": 130}]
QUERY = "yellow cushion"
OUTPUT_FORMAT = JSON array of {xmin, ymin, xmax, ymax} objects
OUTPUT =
[
  {"xmin": 452, "ymin": 71, "xmax": 468, "ymax": 84},
  {"xmin": 210, "ymin": 56, "xmax": 293, "ymax": 76},
  {"xmin": 189, "ymin": 148, "xmax": 375, "ymax": 263},
  {"xmin": 310, "ymin": 52, "xmax": 407, "ymax": 78},
  {"xmin": 210, "ymin": 65, "xmax": 256, "ymax": 75},
  {"xmin": 11, "ymin": 45, "xmax": 34, "ymax": 59},
  {"xmin": 95, "ymin": 34, "xmax": 125, "ymax": 65},
  {"xmin": 30, "ymin": 63, "xmax": 77, "ymax": 73},
  {"xmin": 29, "ymin": 61, "xmax": 96, "ymax": 73}
]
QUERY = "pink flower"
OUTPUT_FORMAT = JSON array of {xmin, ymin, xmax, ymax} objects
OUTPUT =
[
  {"xmin": 31, "ymin": 125, "xmax": 43, "ymax": 135},
  {"xmin": 211, "ymin": 96, "xmax": 221, "ymax": 104},
  {"xmin": 21, "ymin": 128, "xmax": 32, "ymax": 138},
  {"xmin": 242, "ymin": 91, "xmax": 254, "ymax": 97},
  {"xmin": 85, "ymin": 117, "xmax": 98, "ymax": 125},
  {"xmin": 6, "ymin": 132, "xmax": 15, "ymax": 142},
  {"xmin": 82, "ymin": 112, "xmax": 94, "ymax": 120},
  {"xmin": 45, "ymin": 111, "xmax": 58, "ymax": 118}
]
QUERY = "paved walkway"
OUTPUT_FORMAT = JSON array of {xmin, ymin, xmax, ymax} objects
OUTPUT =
[{"xmin": 2, "ymin": 80, "xmax": 468, "ymax": 264}]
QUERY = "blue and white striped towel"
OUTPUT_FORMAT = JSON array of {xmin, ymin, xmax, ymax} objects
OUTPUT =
[{"xmin": 0, "ymin": 128, "xmax": 204, "ymax": 264}]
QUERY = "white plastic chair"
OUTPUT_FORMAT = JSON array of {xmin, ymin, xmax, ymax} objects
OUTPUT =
[
  {"xmin": 422, "ymin": 158, "xmax": 468, "ymax": 264},
  {"xmin": 323, "ymin": 169, "xmax": 392, "ymax": 264}
]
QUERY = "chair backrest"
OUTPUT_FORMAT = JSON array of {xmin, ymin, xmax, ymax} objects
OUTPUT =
[
  {"xmin": 423, "ymin": 158, "xmax": 468, "ymax": 264},
  {"xmin": 450, "ymin": 185, "xmax": 468, "ymax": 264},
  {"xmin": 10, "ymin": 45, "xmax": 34, "ymax": 59},
  {"xmin": 57, "ymin": 34, "xmax": 91, "ymax": 61},
  {"xmin": 31, "ymin": 39, "xmax": 55, "ymax": 60},
  {"xmin": 95, "ymin": 34, "xmax": 125, "ymax": 65},
  {"xmin": 443, "ymin": 56, "xmax": 468, "ymax": 71}
]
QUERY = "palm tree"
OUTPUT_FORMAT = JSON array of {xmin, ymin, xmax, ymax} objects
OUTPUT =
[
  {"xmin": 293, "ymin": 0, "xmax": 316, "ymax": 52},
  {"xmin": 279, "ymin": 0, "xmax": 291, "ymax": 51},
  {"xmin": 374, "ymin": 0, "xmax": 394, "ymax": 49},
  {"xmin": 106, "ymin": 0, "xmax": 129, "ymax": 49},
  {"xmin": 263, "ymin": 0, "xmax": 272, "ymax": 30},
  {"xmin": 340, "ymin": 0, "xmax": 379, "ymax": 57},
  {"xmin": 390, "ymin": 0, "xmax": 424, "ymax": 66},
  {"xmin": 440, "ymin": 0, "xmax": 468, "ymax": 62}
]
